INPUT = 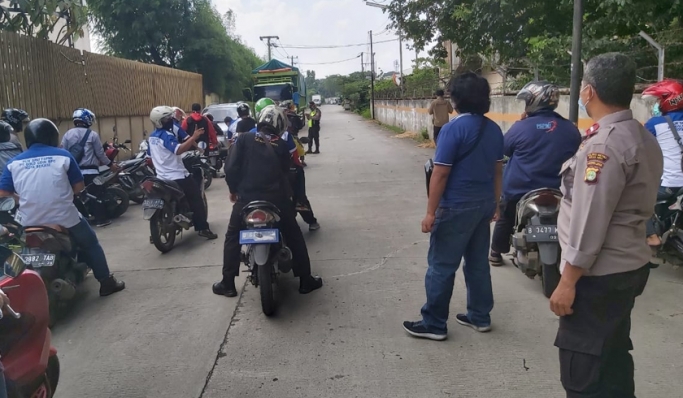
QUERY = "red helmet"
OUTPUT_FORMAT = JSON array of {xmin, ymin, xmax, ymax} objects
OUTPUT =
[{"xmin": 642, "ymin": 80, "xmax": 683, "ymax": 113}]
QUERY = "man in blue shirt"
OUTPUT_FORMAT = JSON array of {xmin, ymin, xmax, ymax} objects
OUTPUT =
[
  {"xmin": 489, "ymin": 82, "xmax": 581, "ymax": 266},
  {"xmin": 403, "ymin": 73, "xmax": 504, "ymax": 341},
  {"xmin": 0, "ymin": 119, "xmax": 124, "ymax": 296}
]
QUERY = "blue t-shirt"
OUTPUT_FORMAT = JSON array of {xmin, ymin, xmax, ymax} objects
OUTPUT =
[
  {"xmin": 434, "ymin": 114, "xmax": 504, "ymax": 206},
  {"xmin": 503, "ymin": 111, "xmax": 581, "ymax": 201},
  {"xmin": 0, "ymin": 144, "xmax": 84, "ymax": 228}
]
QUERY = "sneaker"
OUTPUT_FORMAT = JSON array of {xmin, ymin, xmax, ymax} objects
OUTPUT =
[
  {"xmin": 96, "ymin": 220, "xmax": 112, "ymax": 228},
  {"xmin": 299, "ymin": 275, "xmax": 323, "ymax": 294},
  {"xmin": 455, "ymin": 314, "xmax": 491, "ymax": 333},
  {"xmin": 199, "ymin": 229, "xmax": 218, "ymax": 240},
  {"xmin": 309, "ymin": 222, "xmax": 320, "ymax": 231},
  {"xmin": 489, "ymin": 251, "xmax": 503, "ymax": 266},
  {"xmin": 99, "ymin": 275, "xmax": 125, "ymax": 297},
  {"xmin": 213, "ymin": 279, "xmax": 238, "ymax": 297},
  {"xmin": 402, "ymin": 321, "xmax": 447, "ymax": 341}
]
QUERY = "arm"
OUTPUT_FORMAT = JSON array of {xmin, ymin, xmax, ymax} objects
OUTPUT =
[
  {"xmin": 61, "ymin": 134, "xmax": 68, "ymax": 149},
  {"xmin": 428, "ymin": 101, "xmax": 434, "ymax": 115},
  {"xmin": 422, "ymin": 124, "xmax": 460, "ymax": 232},
  {"xmin": 0, "ymin": 164, "xmax": 15, "ymax": 197},
  {"xmin": 313, "ymin": 110, "xmax": 321, "ymax": 121},
  {"xmin": 66, "ymin": 154, "xmax": 85, "ymax": 195},
  {"xmin": 92, "ymin": 133, "xmax": 112, "ymax": 166},
  {"xmin": 447, "ymin": 102, "xmax": 454, "ymax": 114},
  {"xmin": 176, "ymin": 129, "xmax": 203, "ymax": 155},
  {"xmin": 225, "ymin": 136, "xmax": 244, "ymax": 193},
  {"xmin": 503, "ymin": 123, "xmax": 521, "ymax": 158},
  {"xmin": 426, "ymin": 165, "xmax": 450, "ymax": 217}
]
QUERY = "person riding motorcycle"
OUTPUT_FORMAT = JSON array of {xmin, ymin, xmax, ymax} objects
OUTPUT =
[
  {"xmin": 235, "ymin": 103, "xmax": 257, "ymax": 134},
  {"xmin": 0, "ymin": 119, "xmax": 125, "ymax": 296},
  {"xmin": 214, "ymin": 105, "xmax": 323, "ymax": 297},
  {"xmin": 148, "ymin": 106, "xmax": 218, "ymax": 240},
  {"xmin": 642, "ymin": 79, "xmax": 683, "ymax": 247},
  {"xmin": 181, "ymin": 103, "xmax": 218, "ymax": 154},
  {"xmin": 61, "ymin": 108, "xmax": 118, "ymax": 227},
  {"xmin": 489, "ymin": 81, "xmax": 581, "ymax": 265},
  {"xmin": 0, "ymin": 121, "xmax": 22, "ymax": 171},
  {"xmin": 1, "ymin": 108, "xmax": 29, "ymax": 149}
]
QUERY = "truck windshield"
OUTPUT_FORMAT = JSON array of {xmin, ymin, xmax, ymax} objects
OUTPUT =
[{"xmin": 254, "ymin": 84, "xmax": 293, "ymax": 102}]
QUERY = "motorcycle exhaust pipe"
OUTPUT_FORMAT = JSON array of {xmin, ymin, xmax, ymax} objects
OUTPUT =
[
  {"xmin": 173, "ymin": 214, "xmax": 192, "ymax": 229},
  {"xmin": 278, "ymin": 247, "xmax": 292, "ymax": 262},
  {"xmin": 50, "ymin": 278, "xmax": 76, "ymax": 301}
]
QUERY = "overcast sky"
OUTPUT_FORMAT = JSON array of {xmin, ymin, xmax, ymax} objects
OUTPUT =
[{"xmin": 212, "ymin": 0, "xmax": 418, "ymax": 78}]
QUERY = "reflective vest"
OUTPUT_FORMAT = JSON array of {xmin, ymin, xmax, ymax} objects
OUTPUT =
[{"xmin": 308, "ymin": 111, "xmax": 317, "ymax": 128}]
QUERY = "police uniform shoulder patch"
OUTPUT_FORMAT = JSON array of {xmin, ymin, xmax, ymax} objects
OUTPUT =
[{"xmin": 584, "ymin": 152, "xmax": 609, "ymax": 184}]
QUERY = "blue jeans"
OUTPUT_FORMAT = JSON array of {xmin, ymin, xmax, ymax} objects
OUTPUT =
[
  {"xmin": 421, "ymin": 201, "xmax": 496, "ymax": 334},
  {"xmin": 0, "ymin": 370, "xmax": 7, "ymax": 398},
  {"xmin": 646, "ymin": 186, "xmax": 682, "ymax": 236},
  {"xmin": 68, "ymin": 218, "xmax": 111, "ymax": 281}
]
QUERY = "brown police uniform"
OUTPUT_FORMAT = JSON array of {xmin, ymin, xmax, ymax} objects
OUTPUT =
[{"xmin": 556, "ymin": 109, "xmax": 663, "ymax": 397}]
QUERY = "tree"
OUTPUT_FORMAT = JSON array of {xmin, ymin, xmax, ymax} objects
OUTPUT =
[{"xmin": 0, "ymin": 0, "xmax": 88, "ymax": 45}]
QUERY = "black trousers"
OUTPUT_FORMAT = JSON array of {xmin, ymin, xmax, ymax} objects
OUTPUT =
[
  {"xmin": 555, "ymin": 265, "xmax": 650, "ymax": 398},
  {"xmin": 308, "ymin": 126, "xmax": 320, "ymax": 152},
  {"xmin": 174, "ymin": 177, "xmax": 209, "ymax": 231},
  {"xmin": 433, "ymin": 125, "xmax": 443, "ymax": 144},
  {"xmin": 291, "ymin": 167, "xmax": 317, "ymax": 225},
  {"xmin": 491, "ymin": 198, "xmax": 520, "ymax": 254},
  {"xmin": 222, "ymin": 199, "xmax": 312, "ymax": 279},
  {"xmin": 84, "ymin": 174, "xmax": 108, "ymax": 223}
]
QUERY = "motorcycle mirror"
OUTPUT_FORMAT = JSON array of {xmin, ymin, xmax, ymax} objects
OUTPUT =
[
  {"xmin": 2, "ymin": 248, "xmax": 27, "ymax": 278},
  {"xmin": 0, "ymin": 197, "xmax": 16, "ymax": 212},
  {"xmin": 197, "ymin": 141, "xmax": 208, "ymax": 150},
  {"xmin": 124, "ymin": 139, "xmax": 132, "ymax": 144}
]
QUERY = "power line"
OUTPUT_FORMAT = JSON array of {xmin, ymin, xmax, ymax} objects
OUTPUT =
[
  {"xmin": 277, "ymin": 38, "xmax": 398, "ymax": 49},
  {"xmin": 276, "ymin": 38, "xmax": 290, "ymax": 58},
  {"xmin": 299, "ymin": 55, "xmax": 362, "ymax": 65}
]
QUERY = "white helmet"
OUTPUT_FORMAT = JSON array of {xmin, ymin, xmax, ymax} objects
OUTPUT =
[
  {"xmin": 150, "ymin": 106, "xmax": 174, "ymax": 129},
  {"xmin": 257, "ymin": 105, "xmax": 287, "ymax": 135},
  {"xmin": 171, "ymin": 107, "xmax": 186, "ymax": 122}
]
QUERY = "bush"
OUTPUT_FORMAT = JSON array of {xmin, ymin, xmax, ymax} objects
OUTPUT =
[
  {"xmin": 420, "ymin": 128, "xmax": 430, "ymax": 140},
  {"xmin": 360, "ymin": 108, "xmax": 371, "ymax": 119}
]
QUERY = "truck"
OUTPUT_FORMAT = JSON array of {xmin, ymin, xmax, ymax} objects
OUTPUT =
[
  {"xmin": 312, "ymin": 95, "xmax": 322, "ymax": 106},
  {"xmin": 243, "ymin": 59, "xmax": 307, "ymax": 110}
]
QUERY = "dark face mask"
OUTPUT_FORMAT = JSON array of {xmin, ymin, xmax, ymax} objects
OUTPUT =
[{"xmin": 162, "ymin": 119, "xmax": 174, "ymax": 131}]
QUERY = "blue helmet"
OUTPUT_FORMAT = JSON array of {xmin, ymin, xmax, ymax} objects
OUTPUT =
[{"xmin": 73, "ymin": 108, "xmax": 96, "ymax": 127}]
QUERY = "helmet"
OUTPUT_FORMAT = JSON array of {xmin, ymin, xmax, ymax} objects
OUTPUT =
[
  {"xmin": 73, "ymin": 108, "xmax": 96, "ymax": 127},
  {"xmin": 256, "ymin": 105, "xmax": 287, "ymax": 136},
  {"xmin": 150, "ymin": 106, "xmax": 175, "ymax": 129},
  {"xmin": 1, "ymin": 108, "xmax": 29, "ymax": 132},
  {"xmin": 516, "ymin": 81, "xmax": 560, "ymax": 114},
  {"xmin": 25, "ymin": 119, "xmax": 60, "ymax": 148},
  {"xmin": 237, "ymin": 103, "xmax": 251, "ymax": 118},
  {"xmin": 0, "ymin": 121, "xmax": 13, "ymax": 143},
  {"xmin": 172, "ymin": 107, "xmax": 186, "ymax": 122},
  {"xmin": 254, "ymin": 98, "xmax": 276, "ymax": 116},
  {"xmin": 642, "ymin": 80, "xmax": 683, "ymax": 114}
]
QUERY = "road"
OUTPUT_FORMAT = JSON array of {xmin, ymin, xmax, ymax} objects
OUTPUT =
[{"xmin": 53, "ymin": 105, "xmax": 683, "ymax": 398}]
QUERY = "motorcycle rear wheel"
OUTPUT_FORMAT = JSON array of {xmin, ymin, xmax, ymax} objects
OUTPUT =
[
  {"xmin": 104, "ymin": 186, "xmax": 130, "ymax": 219},
  {"xmin": 204, "ymin": 172, "xmax": 213, "ymax": 190},
  {"xmin": 258, "ymin": 262, "xmax": 276, "ymax": 316},
  {"xmin": 47, "ymin": 354, "xmax": 60, "ymax": 396},
  {"xmin": 541, "ymin": 263, "xmax": 561, "ymax": 299},
  {"xmin": 150, "ymin": 206, "xmax": 176, "ymax": 253}
]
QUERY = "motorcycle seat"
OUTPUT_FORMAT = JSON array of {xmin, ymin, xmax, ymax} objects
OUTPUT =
[
  {"xmin": 242, "ymin": 201, "xmax": 282, "ymax": 217},
  {"xmin": 146, "ymin": 177, "xmax": 185, "ymax": 198},
  {"xmin": 24, "ymin": 225, "xmax": 73, "ymax": 252}
]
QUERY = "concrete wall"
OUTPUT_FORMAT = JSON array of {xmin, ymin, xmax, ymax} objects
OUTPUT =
[{"xmin": 374, "ymin": 95, "xmax": 654, "ymax": 140}]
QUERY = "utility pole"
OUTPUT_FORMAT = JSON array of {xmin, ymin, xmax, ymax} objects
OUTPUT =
[
  {"xmin": 290, "ymin": 55, "xmax": 298, "ymax": 67},
  {"xmin": 361, "ymin": 52, "xmax": 364, "ymax": 73},
  {"xmin": 370, "ymin": 31, "xmax": 375, "ymax": 120},
  {"xmin": 569, "ymin": 0, "xmax": 583, "ymax": 124},
  {"xmin": 259, "ymin": 35, "xmax": 279, "ymax": 60}
]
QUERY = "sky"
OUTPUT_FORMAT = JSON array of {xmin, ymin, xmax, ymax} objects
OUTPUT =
[{"xmin": 212, "ymin": 0, "xmax": 418, "ymax": 78}]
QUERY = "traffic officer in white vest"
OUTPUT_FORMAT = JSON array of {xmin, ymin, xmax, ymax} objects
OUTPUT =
[{"xmin": 552, "ymin": 53, "xmax": 663, "ymax": 397}]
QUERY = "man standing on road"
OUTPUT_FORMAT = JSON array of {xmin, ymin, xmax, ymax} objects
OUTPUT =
[
  {"xmin": 306, "ymin": 101, "xmax": 321, "ymax": 154},
  {"xmin": 428, "ymin": 89, "xmax": 453, "ymax": 145},
  {"xmin": 551, "ymin": 53, "xmax": 663, "ymax": 398}
]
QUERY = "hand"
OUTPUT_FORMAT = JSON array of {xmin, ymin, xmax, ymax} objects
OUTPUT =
[
  {"xmin": 193, "ymin": 127, "xmax": 205, "ymax": 139},
  {"xmin": 421, "ymin": 213, "xmax": 436, "ymax": 233},
  {"xmin": 0, "ymin": 289, "xmax": 9, "ymax": 308},
  {"xmin": 549, "ymin": 280, "xmax": 576, "ymax": 316},
  {"xmin": 491, "ymin": 207, "xmax": 500, "ymax": 222},
  {"xmin": 229, "ymin": 193, "xmax": 238, "ymax": 203},
  {"xmin": 109, "ymin": 163, "xmax": 120, "ymax": 172}
]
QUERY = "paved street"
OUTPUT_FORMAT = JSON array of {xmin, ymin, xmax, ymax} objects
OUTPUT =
[{"xmin": 53, "ymin": 106, "xmax": 683, "ymax": 398}]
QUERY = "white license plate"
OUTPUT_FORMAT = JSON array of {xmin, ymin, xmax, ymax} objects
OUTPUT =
[
  {"xmin": 209, "ymin": 151, "xmax": 219, "ymax": 156},
  {"xmin": 239, "ymin": 229, "xmax": 279, "ymax": 244},
  {"xmin": 22, "ymin": 253, "xmax": 56, "ymax": 268},
  {"xmin": 143, "ymin": 199, "xmax": 164, "ymax": 209},
  {"xmin": 525, "ymin": 225, "xmax": 558, "ymax": 242}
]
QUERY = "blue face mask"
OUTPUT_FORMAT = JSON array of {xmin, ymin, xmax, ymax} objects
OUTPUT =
[
  {"xmin": 578, "ymin": 85, "xmax": 591, "ymax": 115},
  {"xmin": 652, "ymin": 103, "xmax": 662, "ymax": 117}
]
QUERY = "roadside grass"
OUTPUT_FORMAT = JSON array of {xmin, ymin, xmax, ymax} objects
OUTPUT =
[{"xmin": 375, "ymin": 122, "xmax": 436, "ymax": 147}]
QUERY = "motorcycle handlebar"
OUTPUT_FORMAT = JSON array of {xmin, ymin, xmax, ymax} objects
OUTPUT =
[{"xmin": 0, "ymin": 304, "xmax": 21, "ymax": 320}]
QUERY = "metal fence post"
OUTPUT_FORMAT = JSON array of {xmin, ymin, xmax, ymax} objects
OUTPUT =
[{"xmin": 639, "ymin": 31, "xmax": 665, "ymax": 81}]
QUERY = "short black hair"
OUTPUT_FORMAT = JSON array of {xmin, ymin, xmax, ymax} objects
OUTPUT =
[
  {"xmin": 583, "ymin": 53, "xmax": 636, "ymax": 108},
  {"xmin": 224, "ymin": 116, "xmax": 233, "ymax": 124},
  {"xmin": 435, "ymin": 89, "xmax": 445, "ymax": 97},
  {"xmin": 191, "ymin": 103, "xmax": 201, "ymax": 112},
  {"xmin": 448, "ymin": 72, "xmax": 491, "ymax": 115}
]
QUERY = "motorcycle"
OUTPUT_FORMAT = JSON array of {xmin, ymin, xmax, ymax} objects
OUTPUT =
[
  {"xmin": 510, "ymin": 188, "xmax": 563, "ymax": 298},
  {"xmin": 206, "ymin": 142, "xmax": 227, "ymax": 179},
  {"xmin": 104, "ymin": 138, "xmax": 132, "ymax": 161},
  {"xmin": 649, "ymin": 191, "xmax": 683, "ymax": 268},
  {"xmin": 140, "ymin": 143, "xmax": 209, "ymax": 253},
  {"xmin": 83, "ymin": 168, "xmax": 130, "ymax": 220},
  {"xmin": 137, "ymin": 138, "xmax": 213, "ymax": 190},
  {"xmin": 239, "ymin": 201, "xmax": 293, "ymax": 316},
  {"xmin": 116, "ymin": 158, "xmax": 155, "ymax": 205},
  {"xmin": 0, "ymin": 243, "xmax": 60, "ymax": 398}
]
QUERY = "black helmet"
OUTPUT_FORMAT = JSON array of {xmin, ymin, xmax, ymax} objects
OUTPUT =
[
  {"xmin": 25, "ymin": 119, "xmax": 60, "ymax": 148},
  {"xmin": 516, "ymin": 81, "xmax": 560, "ymax": 114},
  {"xmin": 237, "ymin": 103, "xmax": 250, "ymax": 117},
  {"xmin": 0, "ymin": 121, "xmax": 12, "ymax": 143},
  {"xmin": 1, "ymin": 108, "xmax": 30, "ymax": 132}
]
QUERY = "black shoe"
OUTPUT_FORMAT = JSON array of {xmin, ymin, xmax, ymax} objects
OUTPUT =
[
  {"xmin": 489, "ymin": 251, "xmax": 503, "ymax": 266},
  {"xmin": 199, "ymin": 229, "xmax": 218, "ymax": 240},
  {"xmin": 299, "ymin": 275, "xmax": 323, "ymax": 294},
  {"xmin": 213, "ymin": 279, "xmax": 237, "ymax": 297},
  {"xmin": 99, "ymin": 275, "xmax": 125, "ymax": 297},
  {"xmin": 306, "ymin": 150, "xmax": 313, "ymax": 154},
  {"xmin": 313, "ymin": 150, "xmax": 320, "ymax": 154},
  {"xmin": 402, "ymin": 321, "xmax": 447, "ymax": 341},
  {"xmin": 96, "ymin": 220, "xmax": 112, "ymax": 227}
]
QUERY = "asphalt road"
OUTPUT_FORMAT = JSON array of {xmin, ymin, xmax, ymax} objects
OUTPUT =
[{"xmin": 53, "ymin": 105, "xmax": 683, "ymax": 398}]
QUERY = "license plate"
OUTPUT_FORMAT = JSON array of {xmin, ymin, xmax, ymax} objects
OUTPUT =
[
  {"xmin": 209, "ymin": 151, "xmax": 219, "ymax": 156},
  {"xmin": 525, "ymin": 225, "xmax": 558, "ymax": 242},
  {"xmin": 239, "ymin": 229, "xmax": 279, "ymax": 244},
  {"xmin": 22, "ymin": 253, "xmax": 56, "ymax": 268},
  {"xmin": 143, "ymin": 199, "xmax": 164, "ymax": 209}
]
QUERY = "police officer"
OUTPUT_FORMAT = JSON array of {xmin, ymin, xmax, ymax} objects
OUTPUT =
[
  {"xmin": 305, "ymin": 101, "xmax": 321, "ymax": 153},
  {"xmin": 552, "ymin": 53, "xmax": 663, "ymax": 397}
]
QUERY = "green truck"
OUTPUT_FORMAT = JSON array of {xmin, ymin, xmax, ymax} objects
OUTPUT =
[{"xmin": 243, "ymin": 59, "xmax": 307, "ymax": 110}]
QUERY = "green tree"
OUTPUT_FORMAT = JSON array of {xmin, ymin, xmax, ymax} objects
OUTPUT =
[{"xmin": 0, "ymin": 0, "xmax": 88, "ymax": 45}]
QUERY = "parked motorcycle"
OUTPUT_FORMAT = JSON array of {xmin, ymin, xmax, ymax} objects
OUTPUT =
[
  {"xmin": 510, "ymin": 188, "xmax": 563, "ymax": 298},
  {"xmin": 206, "ymin": 142, "xmax": 227, "ymax": 178},
  {"xmin": 83, "ymin": 169, "xmax": 130, "ymax": 219},
  {"xmin": 239, "ymin": 201, "xmax": 293, "ymax": 316},
  {"xmin": 649, "ymin": 190, "xmax": 683, "ymax": 268},
  {"xmin": 140, "ymin": 143, "xmax": 209, "ymax": 253},
  {"xmin": 0, "ymin": 244, "xmax": 60, "ymax": 398},
  {"xmin": 116, "ymin": 157, "xmax": 155, "ymax": 204}
]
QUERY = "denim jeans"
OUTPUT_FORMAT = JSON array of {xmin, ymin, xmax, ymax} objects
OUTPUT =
[
  {"xmin": 646, "ymin": 186, "xmax": 682, "ymax": 236},
  {"xmin": 421, "ymin": 201, "xmax": 496, "ymax": 334},
  {"xmin": 68, "ymin": 217, "xmax": 111, "ymax": 281},
  {"xmin": 0, "ymin": 370, "xmax": 7, "ymax": 398}
]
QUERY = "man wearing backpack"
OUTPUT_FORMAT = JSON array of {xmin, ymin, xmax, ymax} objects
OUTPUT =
[
  {"xmin": 61, "ymin": 108, "xmax": 118, "ymax": 227},
  {"xmin": 181, "ymin": 103, "xmax": 218, "ymax": 155}
]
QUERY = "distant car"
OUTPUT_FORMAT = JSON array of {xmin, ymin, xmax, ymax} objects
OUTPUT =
[{"xmin": 202, "ymin": 103, "xmax": 241, "ymax": 137}]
